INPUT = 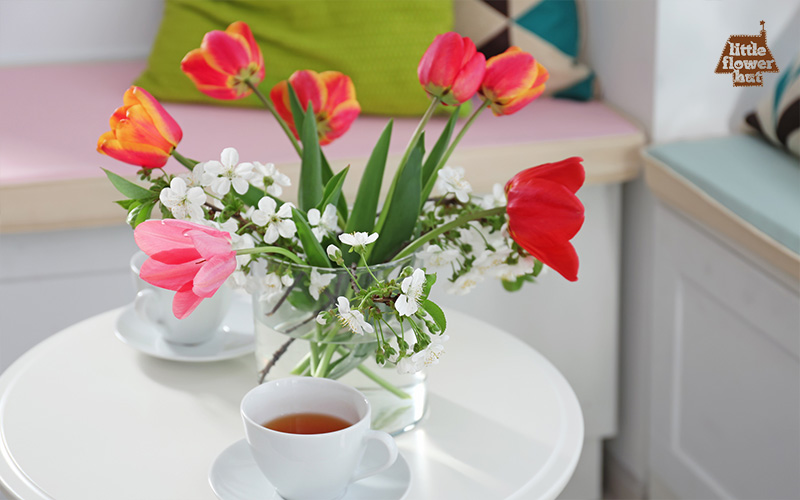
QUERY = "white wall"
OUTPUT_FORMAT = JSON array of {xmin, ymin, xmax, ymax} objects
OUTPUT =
[{"xmin": 0, "ymin": 0, "xmax": 163, "ymax": 66}]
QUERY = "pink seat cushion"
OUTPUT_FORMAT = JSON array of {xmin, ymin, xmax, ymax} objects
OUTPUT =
[{"xmin": 0, "ymin": 61, "xmax": 639, "ymax": 185}]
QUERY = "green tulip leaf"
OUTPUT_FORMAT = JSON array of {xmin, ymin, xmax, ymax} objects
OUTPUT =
[
  {"xmin": 298, "ymin": 106, "xmax": 323, "ymax": 212},
  {"xmin": 321, "ymin": 153, "xmax": 349, "ymax": 223},
  {"xmin": 237, "ymin": 184, "xmax": 269, "ymax": 208},
  {"xmin": 345, "ymin": 120, "xmax": 393, "ymax": 234},
  {"xmin": 291, "ymin": 208, "xmax": 330, "ymax": 267},
  {"xmin": 368, "ymin": 136, "xmax": 423, "ymax": 263},
  {"xmin": 103, "ymin": 168, "xmax": 156, "ymax": 200},
  {"xmin": 287, "ymin": 83, "xmax": 305, "ymax": 134},
  {"xmin": 421, "ymin": 109, "xmax": 459, "ymax": 204},
  {"xmin": 319, "ymin": 166, "xmax": 349, "ymax": 212}
]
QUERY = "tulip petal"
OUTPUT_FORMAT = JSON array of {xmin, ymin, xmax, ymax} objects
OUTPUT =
[
  {"xmin": 98, "ymin": 138, "xmax": 170, "ymax": 168},
  {"xmin": 491, "ymin": 83, "xmax": 545, "ymax": 116},
  {"xmin": 128, "ymin": 87, "xmax": 183, "ymax": 146},
  {"xmin": 269, "ymin": 80, "xmax": 297, "ymax": 136},
  {"xmin": 320, "ymin": 71, "xmax": 356, "ymax": 112},
  {"xmin": 449, "ymin": 51, "xmax": 486, "ymax": 104},
  {"xmin": 290, "ymin": 70, "xmax": 327, "ymax": 114},
  {"xmin": 135, "ymin": 219, "xmax": 208, "ymax": 256},
  {"xmin": 173, "ymin": 281, "xmax": 205, "ymax": 319},
  {"xmin": 507, "ymin": 180, "xmax": 585, "ymax": 240},
  {"xmin": 193, "ymin": 255, "xmax": 236, "ymax": 297},
  {"xmin": 226, "ymin": 21, "xmax": 263, "ymax": 74},
  {"xmin": 322, "ymin": 100, "xmax": 360, "ymax": 144},
  {"xmin": 140, "ymin": 258, "xmax": 200, "ymax": 291},
  {"xmin": 186, "ymin": 229, "xmax": 233, "ymax": 260},
  {"xmin": 115, "ymin": 107, "xmax": 174, "ymax": 152},
  {"xmin": 181, "ymin": 50, "xmax": 236, "ymax": 96},
  {"xmin": 515, "ymin": 157, "xmax": 585, "ymax": 194},
  {"xmin": 419, "ymin": 32, "xmax": 463, "ymax": 90},
  {"xmin": 201, "ymin": 30, "xmax": 251, "ymax": 76}
]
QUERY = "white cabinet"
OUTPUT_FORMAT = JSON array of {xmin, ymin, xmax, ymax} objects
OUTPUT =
[{"xmin": 649, "ymin": 204, "xmax": 800, "ymax": 499}]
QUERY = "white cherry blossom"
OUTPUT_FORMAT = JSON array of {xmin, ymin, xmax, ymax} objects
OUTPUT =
[
  {"xmin": 339, "ymin": 232, "xmax": 378, "ymax": 252},
  {"xmin": 159, "ymin": 177, "xmax": 206, "ymax": 221},
  {"xmin": 309, "ymin": 269, "xmax": 335, "ymax": 300},
  {"xmin": 481, "ymin": 183, "xmax": 506, "ymax": 209},
  {"xmin": 411, "ymin": 334, "xmax": 449, "ymax": 369},
  {"xmin": 336, "ymin": 296, "xmax": 373, "ymax": 335},
  {"xmin": 252, "ymin": 161, "xmax": 291, "ymax": 197},
  {"xmin": 251, "ymin": 197, "xmax": 297, "ymax": 244},
  {"xmin": 447, "ymin": 271, "xmax": 483, "ymax": 295},
  {"xmin": 258, "ymin": 272, "xmax": 294, "ymax": 304},
  {"xmin": 204, "ymin": 147, "xmax": 255, "ymax": 196},
  {"xmin": 326, "ymin": 244, "xmax": 343, "ymax": 262},
  {"xmin": 395, "ymin": 268, "xmax": 426, "ymax": 317},
  {"xmin": 435, "ymin": 166, "xmax": 472, "ymax": 203},
  {"xmin": 417, "ymin": 244, "xmax": 460, "ymax": 269},
  {"xmin": 180, "ymin": 162, "xmax": 214, "ymax": 188},
  {"xmin": 307, "ymin": 204, "xmax": 339, "ymax": 242}
]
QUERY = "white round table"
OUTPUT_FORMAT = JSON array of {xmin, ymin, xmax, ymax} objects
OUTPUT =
[{"xmin": 0, "ymin": 308, "xmax": 582, "ymax": 500}]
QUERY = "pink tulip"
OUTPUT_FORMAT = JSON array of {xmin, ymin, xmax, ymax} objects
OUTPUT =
[
  {"xmin": 417, "ymin": 32, "xmax": 486, "ymax": 106},
  {"xmin": 480, "ymin": 47, "xmax": 549, "ymax": 116},
  {"xmin": 135, "ymin": 219, "xmax": 236, "ymax": 319}
]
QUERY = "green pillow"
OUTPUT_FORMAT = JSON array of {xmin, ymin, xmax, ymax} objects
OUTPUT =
[{"xmin": 135, "ymin": 0, "xmax": 453, "ymax": 116}]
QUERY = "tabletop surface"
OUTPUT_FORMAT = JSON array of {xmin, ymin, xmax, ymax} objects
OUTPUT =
[{"xmin": 0, "ymin": 308, "xmax": 583, "ymax": 500}]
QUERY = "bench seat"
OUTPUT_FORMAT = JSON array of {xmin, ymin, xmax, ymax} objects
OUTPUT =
[
  {"xmin": 0, "ymin": 61, "xmax": 644, "ymax": 232},
  {"xmin": 644, "ymin": 134, "xmax": 800, "ymax": 281}
]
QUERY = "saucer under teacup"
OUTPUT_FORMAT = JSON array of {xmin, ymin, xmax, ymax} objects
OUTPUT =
[
  {"xmin": 208, "ymin": 439, "xmax": 411, "ymax": 500},
  {"xmin": 115, "ymin": 295, "xmax": 254, "ymax": 362}
]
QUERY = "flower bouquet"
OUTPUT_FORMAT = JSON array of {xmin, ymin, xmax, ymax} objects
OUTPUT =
[{"xmin": 98, "ymin": 23, "xmax": 585, "ymax": 432}]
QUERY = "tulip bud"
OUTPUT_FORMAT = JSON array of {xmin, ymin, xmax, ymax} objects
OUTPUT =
[
  {"xmin": 97, "ymin": 86, "xmax": 182, "ymax": 169},
  {"xmin": 480, "ymin": 47, "xmax": 549, "ymax": 116},
  {"xmin": 417, "ymin": 32, "xmax": 486, "ymax": 106}
]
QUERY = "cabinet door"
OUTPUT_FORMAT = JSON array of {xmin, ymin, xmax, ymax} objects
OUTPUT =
[{"xmin": 650, "ymin": 205, "xmax": 800, "ymax": 500}]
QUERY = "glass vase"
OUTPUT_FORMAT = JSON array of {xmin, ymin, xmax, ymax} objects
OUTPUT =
[{"xmin": 252, "ymin": 256, "xmax": 427, "ymax": 435}]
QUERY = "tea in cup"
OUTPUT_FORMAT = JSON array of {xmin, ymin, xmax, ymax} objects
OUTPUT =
[{"xmin": 240, "ymin": 377, "xmax": 398, "ymax": 500}]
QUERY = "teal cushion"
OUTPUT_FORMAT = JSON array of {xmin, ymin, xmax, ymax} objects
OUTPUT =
[{"xmin": 648, "ymin": 135, "xmax": 800, "ymax": 254}]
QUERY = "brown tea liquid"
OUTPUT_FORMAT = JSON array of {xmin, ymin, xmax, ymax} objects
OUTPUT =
[{"xmin": 263, "ymin": 412, "xmax": 352, "ymax": 434}]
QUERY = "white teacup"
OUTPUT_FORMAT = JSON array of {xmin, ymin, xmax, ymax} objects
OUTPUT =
[
  {"xmin": 241, "ymin": 377, "xmax": 398, "ymax": 500},
  {"xmin": 129, "ymin": 251, "xmax": 231, "ymax": 345}
]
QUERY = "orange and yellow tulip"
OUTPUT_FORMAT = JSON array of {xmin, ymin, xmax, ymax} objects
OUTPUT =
[
  {"xmin": 270, "ymin": 70, "xmax": 361, "ymax": 146},
  {"xmin": 479, "ymin": 47, "xmax": 549, "ymax": 116},
  {"xmin": 417, "ymin": 32, "xmax": 485, "ymax": 106},
  {"xmin": 97, "ymin": 86, "xmax": 182, "ymax": 169},
  {"xmin": 181, "ymin": 21, "xmax": 265, "ymax": 100}
]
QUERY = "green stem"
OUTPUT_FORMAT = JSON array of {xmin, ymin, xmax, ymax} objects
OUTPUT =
[
  {"xmin": 309, "ymin": 340, "xmax": 320, "ymax": 375},
  {"xmin": 396, "ymin": 97, "xmax": 440, "ymax": 177},
  {"xmin": 394, "ymin": 206, "xmax": 506, "ymax": 260},
  {"xmin": 421, "ymin": 99, "xmax": 489, "ymax": 201},
  {"xmin": 290, "ymin": 353, "xmax": 311, "ymax": 375},
  {"xmin": 374, "ymin": 97, "xmax": 440, "ymax": 232},
  {"xmin": 356, "ymin": 364, "xmax": 412, "ymax": 400},
  {"xmin": 170, "ymin": 150, "xmax": 196, "ymax": 170},
  {"xmin": 314, "ymin": 329, "xmax": 341, "ymax": 377},
  {"xmin": 247, "ymin": 81, "xmax": 304, "ymax": 158},
  {"xmin": 236, "ymin": 246, "xmax": 305, "ymax": 265}
]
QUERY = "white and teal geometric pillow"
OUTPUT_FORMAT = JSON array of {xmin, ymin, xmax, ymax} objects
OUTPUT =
[
  {"xmin": 744, "ymin": 55, "xmax": 800, "ymax": 157},
  {"xmin": 454, "ymin": 0, "xmax": 594, "ymax": 100}
]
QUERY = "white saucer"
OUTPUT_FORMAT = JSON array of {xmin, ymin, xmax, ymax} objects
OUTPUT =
[
  {"xmin": 209, "ymin": 439, "xmax": 411, "ymax": 500},
  {"xmin": 114, "ymin": 296, "xmax": 254, "ymax": 362}
]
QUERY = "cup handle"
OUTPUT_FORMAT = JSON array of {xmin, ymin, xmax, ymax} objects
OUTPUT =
[
  {"xmin": 134, "ymin": 289, "xmax": 162, "ymax": 325},
  {"xmin": 351, "ymin": 430, "xmax": 398, "ymax": 483}
]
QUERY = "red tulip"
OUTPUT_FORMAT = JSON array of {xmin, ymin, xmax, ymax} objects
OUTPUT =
[
  {"xmin": 417, "ymin": 32, "xmax": 486, "ymax": 106},
  {"xmin": 135, "ymin": 219, "xmax": 236, "ymax": 319},
  {"xmin": 480, "ymin": 47, "xmax": 549, "ymax": 116},
  {"xmin": 505, "ymin": 157, "xmax": 585, "ymax": 282},
  {"xmin": 270, "ymin": 70, "xmax": 361, "ymax": 145},
  {"xmin": 97, "ymin": 86, "xmax": 182, "ymax": 169},
  {"xmin": 181, "ymin": 21, "xmax": 265, "ymax": 100}
]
